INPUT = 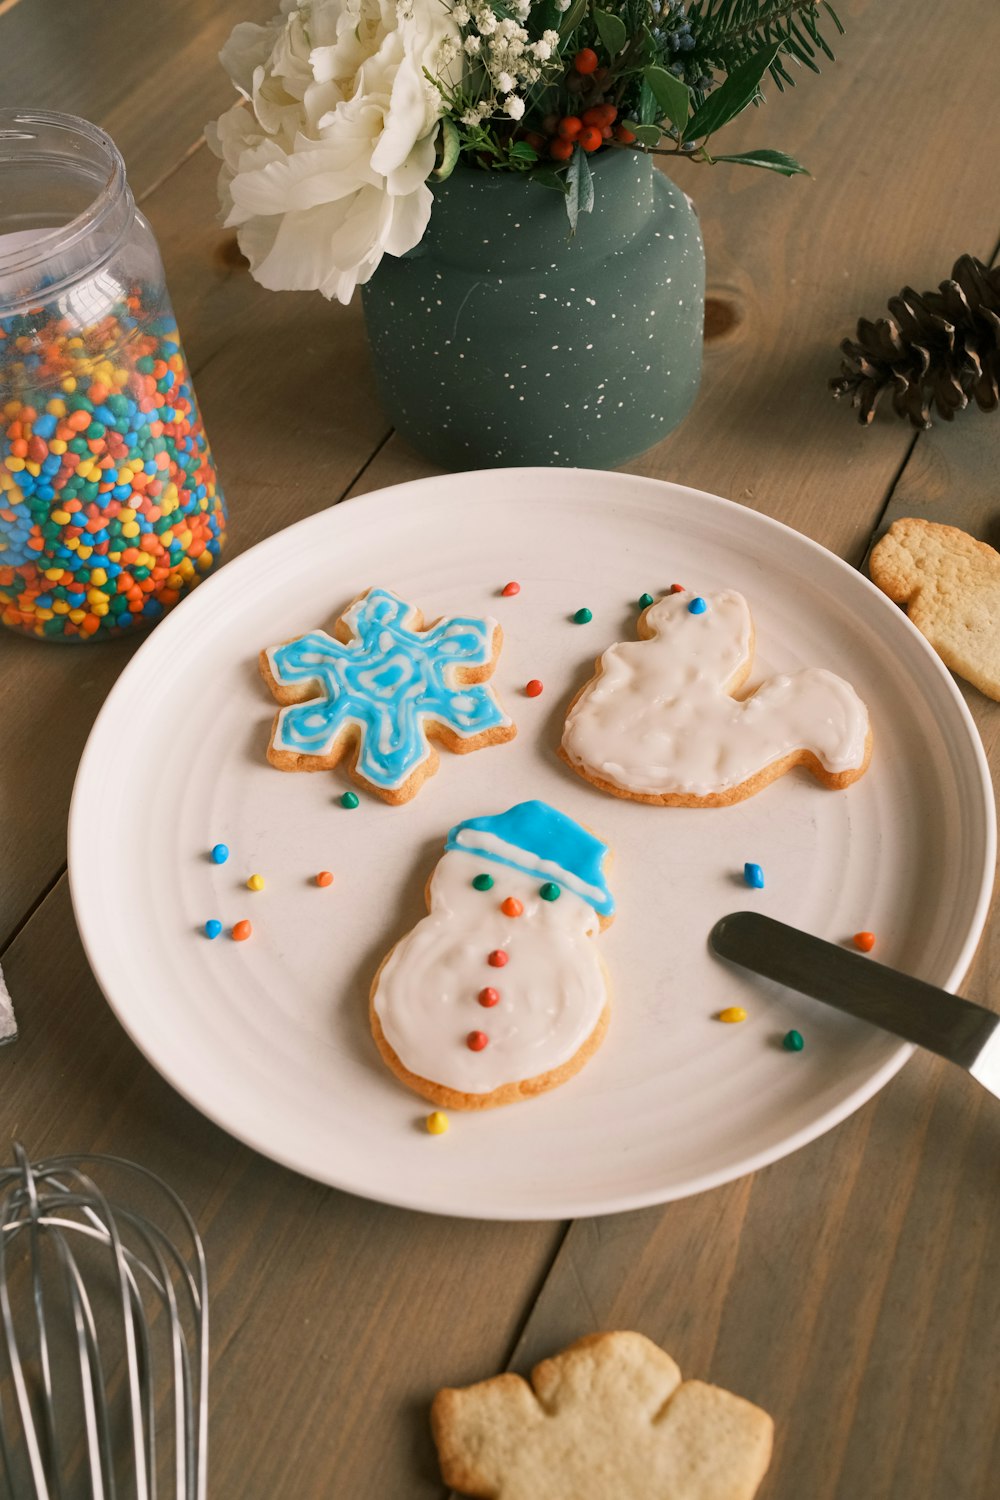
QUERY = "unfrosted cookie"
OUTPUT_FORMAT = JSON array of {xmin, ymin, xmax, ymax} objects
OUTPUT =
[
  {"xmin": 431, "ymin": 1330, "xmax": 774, "ymax": 1500},
  {"xmin": 869, "ymin": 517, "xmax": 1000, "ymax": 701},
  {"xmin": 259, "ymin": 586, "xmax": 515, "ymax": 804},
  {"xmin": 559, "ymin": 588, "xmax": 872, "ymax": 806},
  {"xmin": 369, "ymin": 800, "xmax": 614, "ymax": 1109}
]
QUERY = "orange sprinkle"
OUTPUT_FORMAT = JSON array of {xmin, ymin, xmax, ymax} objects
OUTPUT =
[
  {"xmin": 501, "ymin": 896, "xmax": 523, "ymax": 918},
  {"xmin": 853, "ymin": 931, "xmax": 876, "ymax": 952},
  {"xmin": 315, "ymin": 871, "xmax": 334, "ymax": 888},
  {"xmin": 232, "ymin": 920, "xmax": 252, "ymax": 942}
]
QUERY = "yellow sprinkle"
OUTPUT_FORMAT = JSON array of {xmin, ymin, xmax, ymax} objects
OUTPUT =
[
  {"xmin": 247, "ymin": 873, "xmax": 265, "ymax": 892},
  {"xmin": 718, "ymin": 1006, "xmax": 748, "ymax": 1024},
  {"xmin": 121, "ymin": 521, "xmax": 140, "ymax": 539},
  {"xmin": 92, "ymin": 603, "xmax": 109, "ymax": 616},
  {"xmin": 197, "ymin": 551, "xmax": 213, "ymax": 572},
  {"xmin": 68, "ymin": 608, "xmax": 86, "ymax": 624},
  {"xmin": 51, "ymin": 510, "xmax": 71, "ymax": 525},
  {"xmin": 426, "ymin": 1111, "xmax": 449, "ymax": 1136},
  {"xmin": 76, "ymin": 545, "xmax": 93, "ymax": 560},
  {"xmin": 52, "ymin": 600, "xmax": 70, "ymax": 614},
  {"xmin": 118, "ymin": 507, "xmax": 136, "ymax": 522},
  {"xmin": 47, "ymin": 399, "xmax": 67, "ymax": 417},
  {"xmin": 60, "ymin": 376, "xmax": 77, "ymax": 393},
  {"xmin": 49, "ymin": 440, "xmax": 67, "ymax": 455},
  {"xmin": 89, "ymin": 567, "xmax": 107, "ymax": 585}
]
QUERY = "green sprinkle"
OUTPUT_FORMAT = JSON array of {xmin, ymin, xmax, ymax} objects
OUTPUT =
[
  {"xmin": 539, "ymin": 882, "xmax": 561, "ymax": 902},
  {"xmin": 782, "ymin": 1029, "xmax": 804, "ymax": 1052},
  {"xmin": 472, "ymin": 873, "xmax": 494, "ymax": 892},
  {"xmin": 573, "ymin": 607, "xmax": 593, "ymax": 624},
  {"xmin": 340, "ymin": 791, "xmax": 360, "ymax": 809},
  {"xmin": 639, "ymin": 592, "xmax": 654, "ymax": 609}
]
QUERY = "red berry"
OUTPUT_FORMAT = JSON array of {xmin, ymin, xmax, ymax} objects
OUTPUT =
[
  {"xmin": 582, "ymin": 103, "xmax": 617, "ymax": 128},
  {"xmin": 579, "ymin": 126, "xmax": 602, "ymax": 152},
  {"xmin": 467, "ymin": 1031, "xmax": 489, "ymax": 1051},
  {"xmin": 557, "ymin": 115, "xmax": 583, "ymax": 140},
  {"xmin": 614, "ymin": 124, "xmax": 637, "ymax": 144},
  {"xmin": 573, "ymin": 47, "xmax": 599, "ymax": 75},
  {"xmin": 601, "ymin": 125, "xmax": 613, "ymax": 140},
  {"xmin": 549, "ymin": 137, "xmax": 574, "ymax": 161},
  {"xmin": 479, "ymin": 987, "xmax": 500, "ymax": 1008},
  {"xmin": 523, "ymin": 131, "xmax": 547, "ymax": 153},
  {"xmin": 541, "ymin": 113, "xmax": 559, "ymax": 134}
]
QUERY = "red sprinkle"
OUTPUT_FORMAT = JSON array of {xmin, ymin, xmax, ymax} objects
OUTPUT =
[
  {"xmin": 488, "ymin": 949, "xmax": 509, "ymax": 968},
  {"xmin": 501, "ymin": 896, "xmax": 523, "ymax": 918},
  {"xmin": 232, "ymin": 920, "xmax": 252, "ymax": 942},
  {"xmin": 525, "ymin": 679, "xmax": 543, "ymax": 697},
  {"xmin": 853, "ymin": 931, "xmax": 876, "ymax": 952},
  {"xmin": 501, "ymin": 581, "xmax": 520, "ymax": 596},
  {"xmin": 315, "ymin": 871, "xmax": 334, "ymax": 887},
  {"xmin": 479, "ymin": 987, "xmax": 500, "ymax": 1007},
  {"xmin": 467, "ymin": 1030, "xmax": 489, "ymax": 1051},
  {"xmin": 670, "ymin": 583, "xmax": 685, "ymax": 593}
]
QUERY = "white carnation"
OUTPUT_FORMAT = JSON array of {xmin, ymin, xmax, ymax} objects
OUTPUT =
[{"xmin": 209, "ymin": 0, "xmax": 460, "ymax": 305}]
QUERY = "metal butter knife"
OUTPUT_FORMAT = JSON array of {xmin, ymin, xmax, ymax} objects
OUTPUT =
[{"xmin": 710, "ymin": 911, "xmax": 1000, "ymax": 1099}]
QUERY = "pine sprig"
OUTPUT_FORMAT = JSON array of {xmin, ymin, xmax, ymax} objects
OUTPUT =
[{"xmin": 686, "ymin": 0, "xmax": 843, "ymax": 90}]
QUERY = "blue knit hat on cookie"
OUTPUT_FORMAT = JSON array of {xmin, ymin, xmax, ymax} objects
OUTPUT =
[{"xmin": 445, "ymin": 800, "xmax": 614, "ymax": 916}]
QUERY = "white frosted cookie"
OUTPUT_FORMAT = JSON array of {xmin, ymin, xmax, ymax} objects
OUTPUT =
[
  {"xmin": 369, "ymin": 800, "xmax": 614, "ymax": 1109},
  {"xmin": 432, "ymin": 1330, "xmax": 774, "ymax": 1500},
  {"xmin": 560, "ymin": 588, "xmax": 872, "ymax": 806}
]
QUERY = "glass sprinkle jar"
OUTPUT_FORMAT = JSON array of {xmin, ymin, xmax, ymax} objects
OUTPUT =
[{"xmin": 0, "ymin": 110, "xmax": 225, "ymax": 641}]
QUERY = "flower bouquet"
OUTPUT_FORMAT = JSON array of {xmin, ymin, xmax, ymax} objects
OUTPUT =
[{"xmin": 210, "ymin": 0, "xmax": 844, "ymax": 467}]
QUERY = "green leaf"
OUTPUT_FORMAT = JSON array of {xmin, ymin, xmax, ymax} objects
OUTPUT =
[
  {"xmin": 529, "ymin": 166, "xmax": 570, "ymax": 194},
  {"xmin": 430, "ymin": 118, "xmax": 461, "ymax": 182},
  {"xmin": 594, "ymin": 8, "xmax": 627, "ymax": 58},
  {"xmin": 508, "ymin": 141, "xmax": 540, "ymax": 164},
  {"xmin": 565, "ymin": 144, "xmax": 595, "ymax": 234},
  {"xmin": 558, "ymin": 0, "xmax": 587, "ymax": 39},
  {"xmin": 710, "ymin": 148, "xmax": 810, "ymax": 176},
  {"xmin": 684, "ymin": 41, "xmax": 782, "ymax": 142},
  {"xmin": 631, "ymin": 123, "xmax": 663, "ymax": 148},
  {"xmin": 643, "ymin": 65, "xmax": 691, "ymax": 133}
]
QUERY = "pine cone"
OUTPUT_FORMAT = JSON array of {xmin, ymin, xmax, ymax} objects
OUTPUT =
[{"xmin": 830, "ymin": 254, "xmax": 1000, "ymax": 429}]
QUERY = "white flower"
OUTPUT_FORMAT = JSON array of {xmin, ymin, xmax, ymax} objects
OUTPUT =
[
  {"xmin": 531, "ymin": 39, "xmax": 551, "ymax": 60},
  {"xmin": 543, "ymin": 28, "xmax": 559, "ymax": 47},
  {"xmin": 453, "ymin": 3, "xmax": 470, "ymax": 20},
  {"xmin": 496, "ymin": 69, "xmax": 516, "ymax": 93},
  {"xmin": 554, "ymin": 0, "xmax": 571, "ymax": 10},
  {"xmin": 463, "ymin": 33, "xmax": 480, "ymax": 52},
  {"xmin": 209, "ymin": 0, "xmax": 460, "ymax": 305},
  {"xmin": 475, "ymin": 8, "xmax": 497, "ymax": 34},
  {"xmin": 504, "ymin": 95, "xmax": 525, "ymax": 119}
]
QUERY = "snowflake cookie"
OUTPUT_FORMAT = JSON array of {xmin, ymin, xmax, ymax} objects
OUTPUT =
[
  {"xmin": 370, "ymin": 800, "xmax": 614, "ymax": 1108},
  {"xmin": 259, "ymin": 587, "xmax": 516, "ymax": 804},
  {"xmin": 560, "ymin": 588, "xmax": 872, "ymax": 806},
  {"xmin": 432, "ymin": 1330, "xmax": 773, "ymax": 1500}
]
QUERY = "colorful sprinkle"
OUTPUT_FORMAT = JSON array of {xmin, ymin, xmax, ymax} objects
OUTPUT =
[
  {"xmin": 501, "ymin": 896, "xmax": 523, "ymax": 917},
  {"xmin": 472, "ymin": 873, "xmax": 495, "ymax": 892},
  {"xmin": 638, "ymin": 592, "xmax": 654, "ymax": 609},
  {"xmin": 743, "ymin": 862, "xmax": 765, "ymax": 889},
  {"xmin": 0, "ymin": 290, "xmax": 225, "ymax": 642},
  {"xmin": 426, "ymin": 1110, "xmax": 450, "ymax": 1134},
  {"xmin": 688, "ymin": 597, "xmax": 707, "ymax": 615},
  {"xmin": 487, "ymin": 949, "xmax": 509, "ymax": 968},
  {"xmin": 247, "ymin": 873, "xmax": 265, "ymax": 892},
  {"xmin": 232, "ymin": 920, "xmax": 252, "ymax": 942},
  {"xmin": 525, "ymin": 679, "xmax": 544, "ymax": 697},
  {"xmin": 853, "ymin": 931, "xmax": 876, "ymax": 952},
  {"xmin": 315, "ymin": 870, "xmax": 334, "ymax": 887},
  {"xmin": 478, "ymin": 986, "xmax": 500, "ymax": 1007},
  {"xmin": 670, "ymin": 583, "xmax": 685, "ymax": 593},
  {"xmin": 573, "ymin": 607, "xmax": 593, "ymax": 624},
  {"xmin": 340, "ymin": 791, "xmax": 360, "ymax": 809},
  {"xmin": 204, "ymin": 919, "xmax": 222, "ymax": 940},
  {"xmin": 718, "ymin": 1006, "xmax": 747, "ymax": 1023},
  {"xmin": 210, "ymin": 843, "xmax": 229, "ymax": 865},
  {"xmin": 501, "ymin": 580, "xmax": 520, "ymax": 597},
  {"xmin": 539, "ymin": 882, "xmax": 561, "ymax": 902},
  {"xmin": 783, "ymin": 1029, "xmax": 805, "ymax": 1051},
  {"xmin": 467, "ymin": 1030, "xmax": 489, "ymax": 1051}
]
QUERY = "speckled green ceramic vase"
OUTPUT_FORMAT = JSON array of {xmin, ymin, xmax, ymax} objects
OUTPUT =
[{"xmin": 361, "ymin": 149, "xmax": 704, "ymax": 470}]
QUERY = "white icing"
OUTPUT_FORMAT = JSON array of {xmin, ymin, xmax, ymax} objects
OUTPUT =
[
  {"xmin": 561, "ymin": 590, "xmax": 870, "ymax": 797},
  {"xmin": 373, "ymin": 852, "xmax": 608, "ymax": 1095}
]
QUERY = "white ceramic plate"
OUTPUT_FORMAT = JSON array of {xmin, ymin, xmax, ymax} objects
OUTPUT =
[{"xmin": 69, "ymin": 470, "xmax": 995, "ymax": 1219}]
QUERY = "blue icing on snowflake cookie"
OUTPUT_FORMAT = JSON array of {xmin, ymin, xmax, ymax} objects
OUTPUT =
[
  {"xmin": 446, "ymin": 800, "xmax": 614, "ymax": 917},
  {"xmin": 263, "ymin": 588, "xmax": 513, "ymax": 794}
]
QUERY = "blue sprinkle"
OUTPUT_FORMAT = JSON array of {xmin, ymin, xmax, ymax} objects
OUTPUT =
[
  {"xmin": 211, "ymin": 843, "xmax": 229, "ymax": 864},
  {"xmin": 744, "ymin": 862, "xmax": 765, "ymax": 889},
  {"xmin": 32, "ymin": 413, "xmax": 57, "ymax": 440},
  {"xmin": 688, "ymin": 596, "xmax": 707, "ymax": 614},
  {"xmin": 204, "ymin": 919, "xmax": 223, "ymax": 939}
]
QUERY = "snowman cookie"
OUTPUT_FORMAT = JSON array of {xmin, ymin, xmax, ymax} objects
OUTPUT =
[
  {"xmin": 260, "ymin": 587, "xmax": 516, "ymax": 804},
  {"xmin": 370, "ymin": 800, "xmax": 614, "ymax": 1109},
  {"xmin": 560, "ymin": 589, "xmax": 872, "ymax": 806}
]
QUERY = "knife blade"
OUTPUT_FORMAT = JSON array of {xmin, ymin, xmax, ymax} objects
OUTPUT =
[{"xmin": 710, "ymin": 911, "xmax": 1000, "ymax": 1099}]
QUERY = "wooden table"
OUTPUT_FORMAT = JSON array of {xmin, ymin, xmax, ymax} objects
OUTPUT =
[{"xmin": 2, "ymin": 1, "xmax": 998, "ymax": 1494}]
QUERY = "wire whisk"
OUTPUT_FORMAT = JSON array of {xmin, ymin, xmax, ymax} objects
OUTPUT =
[{"xmin": 0, "ymin": 1146, "xmax": 208, "ymax": 1499}]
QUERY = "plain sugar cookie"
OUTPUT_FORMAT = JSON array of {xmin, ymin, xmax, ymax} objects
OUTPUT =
[
  {"xmin": 431, "ymin": 1330, "xmax": 774, "ymax": 1500},
  {"xmin": 559, "ymin": 588, "xmax": 872, "ymax": 806},
  {"xmin": 869, "ymin": 517, "xmax": 1000, "ymax": 701},
  {"xmin": 370, "ymin": 800, "xmax": 614, "ymax": 1109}
]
